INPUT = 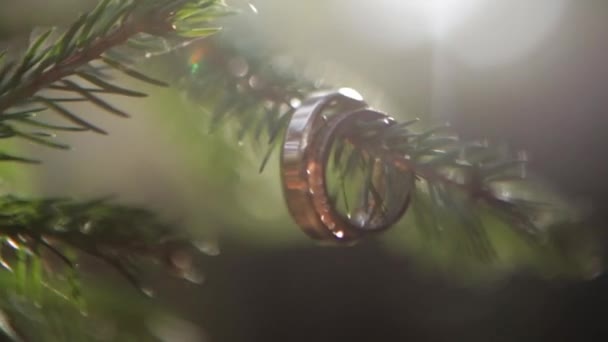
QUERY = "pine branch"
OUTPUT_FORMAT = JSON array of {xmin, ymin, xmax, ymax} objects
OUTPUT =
[
  {"xmin": 0, "ymin": 0, "xmax": 227, "ymax": 291},
  {"xmin": 0, "ymin": 0, "xmax": 227, "ymax": 153},
  {"xmin": 0, "ymin": 193, "xmax": 211, "ymax": 341},
  {"xmin": 0, "ymin": 0, "xmax": 228, "ymax": 272},
  {"xmin": 0, "ymin": 195, "xmax": 204, "ymax": 289},
  {"xmin": 176, "ymin": 36, "xmax": 583, "ymax": 261},
  {"xmin": 0, "ymin": 1, "xmax": 229, "ymax": 339}
]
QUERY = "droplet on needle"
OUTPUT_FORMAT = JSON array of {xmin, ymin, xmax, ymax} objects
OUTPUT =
[{"xmin": 248, "ymin": 3, "xmax": 259, "ymax": 14}]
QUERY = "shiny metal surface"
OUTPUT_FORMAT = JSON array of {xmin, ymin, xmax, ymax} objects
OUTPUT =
[
  {"xmin": 281, "ymin": 90, "xmax": 411, "ymax": 243},
  {"xmin": 280, "ymin": 91, "xmax": 367, "ymax": 242}
]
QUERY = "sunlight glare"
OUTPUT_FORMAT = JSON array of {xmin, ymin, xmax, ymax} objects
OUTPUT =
[{"xmin": 340, "ymin": 0, "xmax": 483, "ymax": 46}]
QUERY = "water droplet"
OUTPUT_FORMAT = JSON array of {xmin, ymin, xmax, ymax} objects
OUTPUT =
[
  {"xmin": 195, "ymin": 240, "xmax": 220, "ymax": 256},
  {"xmin": 170, "ymin": 250, "xmax": 192, "ymax": 270},
  {"xmin": 0, "ymin": 258, "xmax": 13, "ymax": 272},
  {"xmin": 145, "ymin": 52, "xmax": 152, "ymax": 58},
  {"xmin": 352, "ymin": 210, "xmax": 369, "ymax": 228},
  {"xmin": 228, "ymin": 57, "xmax": 249, "ymax": 78},
  {"xmin": 181, "ymin": 269, "xmax": 205, "ymax": 285},
  {"xmin": 147, "ymin": 314, "xmax": 204, "ymax": 342},
  {"xmin": 52, "ymin": 222, "xmax": 69, "ymax": 232},
  {"xmin": 80, "ymin": 221, "xmax": 93, "ymax": 234},
  {"xmin": 248, "ymin": 3, "xmax": 259, "ymax": 14},
  {"xmin": 249, "ymin": 75, "xmax": 264, "ymax": 89},
  {"xmin": 289, "ymin": 98, "xmax": 302, "ymax": 108},
  {"xmin": 334, "ymin": 230, "xmax": 345, "ymax": 239},
  {"xmin": 5, "ymin": 238, "xmax": 19, "ymax": 250},
  {"xmin": 141, "ymin": 287, "xmax": 155, "ymax": 298}
]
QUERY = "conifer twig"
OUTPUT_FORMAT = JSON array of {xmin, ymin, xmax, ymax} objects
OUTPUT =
[
  {"xmin": 0, "ymin": 3, "xmax": 170, "ymax": 113},
  {"xmin": 0, "ymin": 0, "xmax": 228, "ymax": 317},
  {"xmin": 176, "ymin": 36, "xmax": 577, "ymax": 259}
]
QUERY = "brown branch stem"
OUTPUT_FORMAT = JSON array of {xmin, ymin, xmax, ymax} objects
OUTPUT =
[
  {"xmin": 352, "ymin": 141, "xmax": 536, "ymax": 232},
  {"xmin": 348, "ymin": 138, "xmax": 510, "ymax": 205}
]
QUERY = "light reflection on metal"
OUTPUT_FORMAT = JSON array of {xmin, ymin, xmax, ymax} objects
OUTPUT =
[
  {"xmin": 248, "ymin": 3, "xmax": 259, "ymax": 14},
  {"xmin": 281, "ymin": 91, "xmax": 365, "ymax": 242},
  {"xmin": 338, "ymin": 87, "xmax": 364, "ymax": 102}
]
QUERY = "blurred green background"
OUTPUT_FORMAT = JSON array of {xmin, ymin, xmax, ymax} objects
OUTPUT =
[{"xmin": 1, "ymin": 0, "xmax": 608, "ymax": 341}]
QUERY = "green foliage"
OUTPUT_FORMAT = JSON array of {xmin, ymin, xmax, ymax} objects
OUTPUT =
[
  {"xmin": 0, "ymin": 0, "xmax": 230, "ymax": 339},
  {"xmin": 0, "ymin": 0, "xmax": 229, "ymax": 156},
  {"xmin": 173, "ymin": 35, "xmax": 582, "ymax": 261},
  {"xmin": 164, "ymin": 34, "xmax": 605, "ymax": 284}
]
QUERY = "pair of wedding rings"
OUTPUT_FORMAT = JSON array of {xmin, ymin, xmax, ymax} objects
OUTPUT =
[{"xmin": 280, "ymin": 89, "xmax": 414, "ymax": 243}]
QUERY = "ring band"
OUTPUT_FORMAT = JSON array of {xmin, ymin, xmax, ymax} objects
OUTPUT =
[
  {"xmin": 281, "ymin": 90, "xmax": 412, "ymax": 243},
  {"xmin": 281, "ymin": 90, "xmax": 367, "ymax": 242},
  {"xmin": 308, "ymin": 108, "xmax": 412, "ymax": 238}
]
